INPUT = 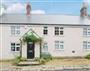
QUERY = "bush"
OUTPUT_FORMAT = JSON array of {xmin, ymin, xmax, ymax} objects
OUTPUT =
[
  {"xmin": 13, "ymin": 56, "xmax": 21, "ymax": 65},
  {"xmin": 85, "ymin": 54, "xmax": 90, "ymax": 59},
  {"xmin": 34, "ymin": 57, "xmax": 40, "ymax": 61},
  {"xmin": 20, "ymin": 57, "xmax": 27, "ymax": 61},
  {"xmin": 41, "ymin": 53, "xmax": 52, "ymax": 61},
  {"xmin": 39, "ymin": 58, "xmax": 46, "ymax": 64}
]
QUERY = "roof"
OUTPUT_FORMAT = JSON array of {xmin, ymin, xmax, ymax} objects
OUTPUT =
[{"xmin": 0, "ymin": 14, "xmax": 90, "ymax": 25}]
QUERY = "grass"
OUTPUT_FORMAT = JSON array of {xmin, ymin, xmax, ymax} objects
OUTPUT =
[
  {"xmin": 0, "ymin": 58, "xmax": 90, "ymax": 67},
  {"xmin": 45, "ymin": 58, "xmax": 90, "ymax": 66}
]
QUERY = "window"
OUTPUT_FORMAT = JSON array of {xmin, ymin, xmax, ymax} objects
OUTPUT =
[
  {"xmin": 11, "ymin": 43, "xmax": 20, "ymax": 51},
  {"xmin": 55, "ymin": 27, "xmax": 64, "ymax": 35},
  {"xmin": 83, "ymin": 28, "xmax": 90, "ymax": 37},
  {"xmin": 43, "ymin": 27, "xmax": 48, "ymax": 35},
  {"xmin": 11, "ymin": 26, "xmax": 20, "ymax": 35},
  {"xmin": 55, "ymin": 41, "xmax": 64, "ymax": 50},
  {"xmin": 83, "ymin": 41, "xmax": 90, "ymax": 50},
  {"xmin": 55, "ymin": 27, "xmax": 59, "ymax": 35},
  {"xmin": 42, "ymin": 43, "xmax": 48, "ymax": 52},
  {"xmin": 60, "ymin": 27, "xmax": 64, "ymax": 35}
]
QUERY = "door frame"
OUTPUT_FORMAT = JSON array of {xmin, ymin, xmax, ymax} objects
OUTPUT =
[{"xmin": 27, "ymin": 42, "xmax": 35, "ymax": 59}]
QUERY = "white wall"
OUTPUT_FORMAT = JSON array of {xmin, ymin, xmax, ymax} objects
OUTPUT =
[{"xmin": 0, "ymin": 24, "xmax": 90, "ymax": 60}]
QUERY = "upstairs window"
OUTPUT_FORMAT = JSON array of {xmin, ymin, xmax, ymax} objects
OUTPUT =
[
  {"xmin": 83, "ymin": 41, "xmax": 90, "ymax": 50},
  {"xmin": 11, "ymin": 43, "xmax": 20, "ymax": 51},
  {"xmin": 43, "ymin": 27, "xmax": 48, "ymax": 35},
  {"xmin": 83, "ymin": 28, "xmax": 90, "ymax": 37},
  {"xmin": 11, "ymin": 26, "xmax": 20, "ymax": 35},
  {"xmin": 55, "ymin": 27, "xmax": 59, "ymax": 35},
  {"xmin": 60, "ymin": 27, "xmax": 64, "ymax": 35},
  {"xmin": 55, "ymin": 27, "xmax": 64, "ymax": 35}
]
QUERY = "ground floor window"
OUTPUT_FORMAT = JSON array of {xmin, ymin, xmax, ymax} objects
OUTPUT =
[
  {"xmin": 55, "ymin": 41, "xmax": 64, "ymax": 50},
  {"xmin": 42, "ymin": 43, "xmax": 48, "ymax": 52},
  {"xmin": 83, "ymin": 41, "xmax": 90, "ymax": 50},
  {"xmin": 11, "ymin": 43, "xmax": 20, "ymax": 51}
]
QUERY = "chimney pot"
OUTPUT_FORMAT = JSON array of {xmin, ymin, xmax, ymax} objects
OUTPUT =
[{"xmin": 26, "ymin": 3, "xmax": 31, "ymax": 16}]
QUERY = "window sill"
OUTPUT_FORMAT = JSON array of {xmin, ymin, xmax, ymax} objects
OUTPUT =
[
  {"xmin": 54, "ymin": 35, "xmax": 64, "ymax": 37},
  {"xmin": 83, "ymin": 49, "xmax": 90, "ymax": 51},
  {"xmin": 54, "ymin": 49, "xmax": 64, "ymax": 51},
  {"xmin": 43, "ymin": 34, "xmax": 48, "ymax": 36},
  {"xmin": 83, "ymin": 36, "xmax": 90, "ymax": 38},
  {"xmin": 11, "ymin": 51, "xmax": 20, "ymax": 53},
  {"xmin": 10, "ymin": 35, "xmax": 21, "ymax": 37}
]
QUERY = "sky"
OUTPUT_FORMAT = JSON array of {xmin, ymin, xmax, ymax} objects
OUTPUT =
[{"xmin": 0, "ymin": 0, "xmax": 90, "ymax": 15}]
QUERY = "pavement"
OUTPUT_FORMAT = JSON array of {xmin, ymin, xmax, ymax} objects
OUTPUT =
[
  {"xmin": 0, "ymin": 59, "xmax": 90, "ymax": 71},
  {"xmin": 0, "ymin": 64, "xmax": 90, "ymax": 71}
]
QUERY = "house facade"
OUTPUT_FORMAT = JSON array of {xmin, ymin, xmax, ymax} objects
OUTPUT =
[{"xmin": 0, "ymin": 14, "xmax": 90, "ymax": 60}]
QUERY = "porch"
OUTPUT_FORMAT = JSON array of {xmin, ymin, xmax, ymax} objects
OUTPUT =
[{"xmin": 20, "ymin": 29, "xmax": 42, "ymax": 59}]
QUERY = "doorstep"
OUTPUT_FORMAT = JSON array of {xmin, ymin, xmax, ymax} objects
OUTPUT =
[{"xmin": 18, "ymin": 59, "xmax": 40, "ymax": 66}]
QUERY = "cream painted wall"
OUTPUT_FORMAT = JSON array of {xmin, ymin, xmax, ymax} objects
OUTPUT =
[{"xmin": 0, "ymin": 24, "xmax": 90, "ymax": 60}]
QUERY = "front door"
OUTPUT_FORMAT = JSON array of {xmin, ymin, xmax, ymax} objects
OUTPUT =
[{"xmin": 27, "ymin": 42, "xmax": 34, "ymax": 59}]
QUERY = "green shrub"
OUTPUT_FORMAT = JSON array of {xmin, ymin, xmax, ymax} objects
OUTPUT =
[
  {"xmin": 39, "ymin": 58, "xmax": 46, "ymax": 64},
  {"xmin": 41, "ymin": 52, "xmax": 52, "ymax": 61},
  {"xmin": 34, "ymin": 57, "xmax": 40, "ymax": 61},
  {"xmin": 13, "ymin": 56, "xmax": 21, "ymax": 65},
  {"xmin": 85, "ymin": 54, "xmax": 90, "ymax": 59},
  {"xmin": 20, "ymin": 57, "xmax": 27, "ymax": 61}
]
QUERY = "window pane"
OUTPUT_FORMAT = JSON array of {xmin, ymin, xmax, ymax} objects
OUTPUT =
[
  {"xmin": 16, "ymin": 30, "xmax": 20, "ymax": 34},
  {"xmin": 60, "ymin": 45, "xmax": 64, "ymax": 49},
  {"xmin": 16, "ymin": 43, "xmax": 20, "ymax": 46},
  {"xmin": 87, "ymin": 42, "xmax": 90, "ymax": 49},
  {"xmin": 60, "ymin": 27, "xmax": 63, "ymax": 29},
  {"xmin": 43, "ymin": 43, "xmax": 48, "ymax": 52},
  {"xmin": 43, "ymin": 27, "xmax": 48, "ymax": 35},
  {"xmin": 11, "ymin": 43, "xmax": 15, "ymax": 46},
  {"xmin": 16, "ymin": 26, "xmax": 20, "ymax": 29},
  {"xmin": 55, "ymin": 27, "xmax": 59, "ymax": 30},
  {"xmin": 16, "ymin": 47, "xmax": 20, "ymax": 51},
  {"xmin": 11, "ymin": 47, "xmax": 15, "ymax": 51},
  {"xmin": 55, "ymin": 41, "xmax": 59, "ymax": 50},
  {"xmin": 43, "ymin": 30, "xmax": 48, "ymax": 35},
  {"xmin": 83, "ymin": 28, "xmax": 87, "ymax": 36},
  {"xmin": 11, "ymin": 26, "xmax": 15, "ymax": 29},
  {"xmin": 11, "ymin": 26, "xmax": 20, "ymax": 35},
  {"xmin": 55, "ymin": 31, "xmax": 59, "ymax": 35},
  {"xmin": 11, "ymin": 43, "xmax": 15, "ymax": 51},
  {"xmin": 83, "ymin": 41, "xmax": 87, "ymax": 49},
  {"xmin": 83, "ymin": 28, "xmax": 90, "ymax": 36},
  {"xmin": 60, "ymin": 31, "xmax": 63, "ymax": 35}
]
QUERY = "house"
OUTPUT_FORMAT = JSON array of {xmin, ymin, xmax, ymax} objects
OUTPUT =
[{"xmin": 0, "ymin": 14, "xmax": 90, "ymax": 60}]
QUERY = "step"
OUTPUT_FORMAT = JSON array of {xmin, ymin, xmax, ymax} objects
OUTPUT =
[
  {"xmin": 26, "ymin": 59, "xmax": 36, "ymax": 62},
  {"xmin": 18, "ymin": 61, "xmax": 40, "ymax": 66}
]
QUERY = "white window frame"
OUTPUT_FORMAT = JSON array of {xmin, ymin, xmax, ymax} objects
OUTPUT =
[
  {"xmin": 83, "ymin": 28, "xmax": 90, "ymax": 37},
  {"xmin": 42, "ymin": 43, "xmax": 48, "ymax": 52},
  {"xmin": 83, "ymin": 41, "xmax": 90, "ymax": 50},
  {"xmin": 43, "ymin": 26, "xmax": 48, "ymax": 35},
  {"xmin": 55, "ymin": 27, "xmax": 64, "ymax": 36},
  {"xmin": 55, "ymin": 41, "xmax": 64, "ymax": 50},
  {"xmin": 11, "ymin": 26, "xmax": 20, "ymax": 35},
  {"xmin": 11, "ymin": 43, "xmax": 20, "ymax": 52}
]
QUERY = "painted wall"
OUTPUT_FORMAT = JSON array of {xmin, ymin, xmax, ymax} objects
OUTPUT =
[{"xmin": 0, "ymin": 24, "xmax": 90, "ymax": 60}]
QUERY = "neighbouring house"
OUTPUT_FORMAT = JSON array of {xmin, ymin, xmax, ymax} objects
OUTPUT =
[{"xmin": 0, "ymin": 14, "xmax": 90, "ymax": 60}]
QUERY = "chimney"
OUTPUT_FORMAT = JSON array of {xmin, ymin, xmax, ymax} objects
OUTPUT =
[
  {"xmin": 80, "ymin": 2, "xmax": 88, "ymax": 17},
  {"xmin": 26, "ymin": 3, "xmax": 31, "ymax": 16}
]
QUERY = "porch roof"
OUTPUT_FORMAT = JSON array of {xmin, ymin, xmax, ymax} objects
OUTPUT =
[{"xmin": 20, "ymin": 29, "xmax": 42, "ymax": 42}]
